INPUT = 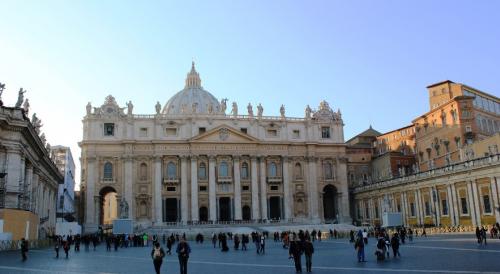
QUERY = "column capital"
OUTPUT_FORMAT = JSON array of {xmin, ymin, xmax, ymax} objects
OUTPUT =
[
  {"xmin": 250, "ymin": 155, "xmax": 259, "ymax": 161},
  {"xmin": 306, "ymin": 156, "xmax": 317, "ymax": 162},
  {"xmin": 233, "ymin": 155, "xmax": 240, "ymax": 162},
  {"xmin": 190, "ymin": 155, "xmax": 198, "ymax": 161},
  {"xmin": 282, "ymin": 155, "xmax": 289, "ymax": 162},
  {"xmin": 208, "ymin": 154, "xmax": 217, "ymax": 161},
  {"xmin": 153, "ymin": 155, "xmax": 163, "ymax": 162},
  {"xmin": 180, "ymin": 155, "xmax": 189, "ymax": 161}
]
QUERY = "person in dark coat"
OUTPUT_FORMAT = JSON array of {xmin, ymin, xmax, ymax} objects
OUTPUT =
[
  {"xmin": 176, "ymin": 238, "xmax": 191, "ymax": 274},
  {"xmin": 354, "ymin": 231, "xmax": 365, "ymax": 263},
  {"xmin": 63, "ymin": 240, "xmax": 70, "ymax": 258},
  {"xmin": 151, "ymin": 242, "xmax": 166, "ymax": 274},
  {"xmin": 289, "ymin": 234, "xmax": 303, "ymax": 273},
  {"xmin": 20, "ymin": 238, "xmax": 28, "ymax": 261},
  {"xmin": 303, "ymin": 238, "xmax": 314, "ymax": 273},
  {"xmin": 390, "ymin": 233, "xmax": 400, "ymax": 258},
  {"xmin": 54, "ymin": 237, "xmax": 60, "ymax": 258}
]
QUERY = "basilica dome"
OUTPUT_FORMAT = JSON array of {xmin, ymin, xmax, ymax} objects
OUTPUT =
[{"xmin": 162, "ymin": 62, "xmax": 222, "ymax": 115}]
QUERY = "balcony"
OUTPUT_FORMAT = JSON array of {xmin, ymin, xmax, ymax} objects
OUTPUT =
[
  {"xmin": 163, "ymin": 178, "xmax": 179, "ymax": 186},
  {"xmin": 266, "ymin": 176, "xmax": 282, "ymax": 184},
  {"xmin": 101, "ymin": 178, "xmax": 115, "ymax": 184},
  {"xmin": 217, "ymin": 176, "xmax": 232, "ymax": 184}
]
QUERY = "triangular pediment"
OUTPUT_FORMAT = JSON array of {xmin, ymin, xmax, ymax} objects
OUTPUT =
[{"xmin": 190, "ymin": 125, "xmax": 260, "ymax": 143}]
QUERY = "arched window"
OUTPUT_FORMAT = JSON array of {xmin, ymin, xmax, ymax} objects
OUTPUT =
[
  {"xmin": 167, "ymin": 162, "xmax": 177, "ymax": 179},
  {"xmin": 241, "ymin": 162, "xmax": 249, "ymax": 179},
  {"xmin": 140, "ymin": 163, "xmax": 147, "ymax": 180},
  {"xmin": 103, "ymin": 162, "xmax": 113, "ymax": 179},
  {"xmin": 323, "ymin": 162, "xmax": 333, "ymax": 180},
  {"xmin": 219, "ymin": 161, "xmax": 228, "ymax": 177},
  {"xmin": 294, "ymin": 163, "xmax": 302, "ymax": 179},
  {"xmin": 268, "ymin": 162, "xmax": 277, "ymax": 177},
  {"xmin": 198, "ymin": 162, "xmax": 207, "ymax": 180}
]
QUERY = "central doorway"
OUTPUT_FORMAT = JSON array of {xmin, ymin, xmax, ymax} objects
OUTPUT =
[
  {"xmin": 269, "ymin": 196, "xmax": 282, "ymax": 220},
  {"xmin": 219, "ymin": 197, "xmax": 231, "ymax": 221},
  {"xmin": 163, "ymin": 198, "xmax": 178, "ymax": 222}
]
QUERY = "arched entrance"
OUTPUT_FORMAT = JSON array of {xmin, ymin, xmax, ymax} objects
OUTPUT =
[
  {"xmin": 323, "ymin": 185, "xmax": 338, "ymax": 221},
  {"xmin": 199, "ymin": 206, "xmax": 208, "ymax": 222},
  {"xmin": 242, "ymin": 205, "xmax": 251, "ymax": 221},
  {"xmin": 99, "ymin": 186, "xmax": 118, "ymax": 226}
]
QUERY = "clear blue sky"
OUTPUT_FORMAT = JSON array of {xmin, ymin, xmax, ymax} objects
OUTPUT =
[{"xmin": 1, "ymin": 0, "xmax": 499, "ymax": 186}]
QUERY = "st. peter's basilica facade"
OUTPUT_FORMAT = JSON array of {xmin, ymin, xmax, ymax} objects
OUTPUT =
[{"xmin": 80, "ymin": 63, "xmax": 350, "ymax": 232}]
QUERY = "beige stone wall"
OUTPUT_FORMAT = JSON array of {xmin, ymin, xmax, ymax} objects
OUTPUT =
[{"xmin": 354, "ymin": 155, "xmax": 500, "ymax": 227}]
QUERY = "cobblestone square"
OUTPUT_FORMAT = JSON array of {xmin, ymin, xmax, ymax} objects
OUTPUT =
[{"xmin": 0, "ymin": 234, "xmax": 499, "ymax": 274}]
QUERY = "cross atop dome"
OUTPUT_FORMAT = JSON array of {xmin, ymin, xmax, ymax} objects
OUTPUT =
[{"xmin": 185, "ymin": 61, "xmax": 202, "ymax": 88}]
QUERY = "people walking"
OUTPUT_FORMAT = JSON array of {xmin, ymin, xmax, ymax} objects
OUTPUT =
[
  {"xmin": 151, "ymin": 242, "xmax": 166, "ymax": 274},
  {"xmin": 54, "ymin": 237, "xmax": 60, "ymax": 258},
  {"xmin": 391, "ymin": 233, "xmax": 401, "ymax": 258},
  {"xmin": 63, "ymin": 240, "xmax": 70, "ymax": 259},
  {"xmin": 303, "ymin": 238, "xmax": 314, "ymax": 273},
  {"xmin": 354, "ymin": 231, "xmax": 365, "ymax": 263},
  {"xmin": 362, "ymin": 229, "xmax": 368, "ymax": 244},
  {"xmin": 259, "ymin": 234, "xmax": 266, "ymax": 254},
  {"xmin": 20, "ymin": 238, "xmax": 28, "ymax": 261},
  {"xmin": 289, "ymin": 234, "xmax": 303, "ymax": 273},
  {"xmin": 176, "ymin": 238, "xmax": 191, "ymax": 274}
]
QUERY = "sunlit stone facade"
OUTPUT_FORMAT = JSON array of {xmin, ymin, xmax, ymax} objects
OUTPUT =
[{"xmin": 80, "ymin": 63, "xmax": 351, "ymax": 232}]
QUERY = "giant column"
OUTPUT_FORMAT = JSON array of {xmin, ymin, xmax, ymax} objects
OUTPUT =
[
  {"xmin": 282, "ymin": 156, "xmax": 292, "ymax": 221},
  {"xmin": 470, "ymin": 179, "xmax": 482, "ymax": 226},
  {"xmin": 154, "ymin": 156, "xmax": 163, "ymax": 224},
  {"xmin": 180, "ymin": 156, "xmax": 188, "ymax": 224},
  {"xmin": 233, "ymin": 156, "xmax": 242, "ymax": 221},
  {"xmin": 250, "ymin": 156, "xmax": 260, "ymax": 220},
  {"xmin": 190, "ymin": 156, "xmax": 199, "ymax": 222},
  {"xmin": 308, "ymin": 157, "xmax": 319, "ymax": 222},
  {"xmin": 259, "ymin": 157, "xmax": 268, "ymax": 220},
  {"xmin": 450, "ymin": 183, "xmax": 460, "ymax": 225},
  {"xmin": 491, "ymin": 177, "xmax": 500, "ymax": 223},
  {"xmin": 208, "ymin": 156, "xmax": 217, "ymax": 222},
  {"xmin": 466, "ymin": 180, "xmax": 478, "ymax": 226},
  {"xmin": 124, "ymin": 157, "xmax": 134, "ymax": 220},
  {"xmin": 446, "ymin": 185, "xmax": 456, "ymax": 226},
  {"xmin": 85, "ymin": 157, "xmax": 97, "ymax": 232}
]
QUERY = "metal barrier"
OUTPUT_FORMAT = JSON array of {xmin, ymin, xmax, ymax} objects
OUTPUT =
[{"xmin": 0, "ymin": 239, "xmax": 52, "ymax": 252}]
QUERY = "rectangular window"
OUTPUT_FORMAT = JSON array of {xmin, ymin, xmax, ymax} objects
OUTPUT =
[
  {"xmin": 166, "ymin": 128, "xmax": 177, "ymax": 136},
  {"xmin": 104, "ymin": 123, "xmax": 115, "ymax": 136},
  {"xmin": 242, "ymin": 185, "xmax": 250, "ymax": 191},
  {"xmin": 397, "ymin": 203, "xmax": 401, "ymax": 212},
  {"xmin": 166, "ymin": 187, "xmax": 176, "ymax": 192},
  {"xmin": 441, "ymin": 199, "xmax": 448, "ymax": 215},
  {"xmin": 292, "ymin": 130, "xmax": 300, "ymax": 139},
  {"xmin": 198, "ymin": 127, "xmax": 206, "ymax": 134},
  {"xmin": 321, "ymin": 127, "xmax": 331, "ymax": 139},
  {"xmin": 270, "ymin": 185, "xmax": 279, "ymax": 191},
  {"xmin": 375, "ymin": 206, "xmax": 379, "ymax": 218},
  {"xmin": 365, "ymin": 206, "xmax": 370, "ymax": 219},
  {"xmin": 267, "ymin": 129, "xmax": 278, "ymax": 137},
  {"xmin": 240, "ymin": 128, "xmax": 247, "ymax": 134},
  {"xmin": 425, "ymin": 201, "xmax": 431, "ymax": 216},
  {"xmin": 483, "ymin": 195, "xmax": 492, "ymax": 213},
  {"xmin": 139, "ymin": 127, "xmax": 148, "ymax": 137},
  {"xmin": 460, "ymin": 197, "xmax": 468, "ymax": 214},
  {"xmin": 199, "ymin": 186, "xmax": 207, "ymax": 192},
  {"xmin": 410, "ymin": 203, "xmax": 416, "ymax": 217},
  {"xmin": 59, "ymin": 195, "xmax": 64, "ymax": 209}
]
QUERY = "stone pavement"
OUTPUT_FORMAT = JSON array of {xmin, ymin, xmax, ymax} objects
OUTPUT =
[{"xmin": 0, "ymin": 234, "xmax": 499, "ymax": 274}]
